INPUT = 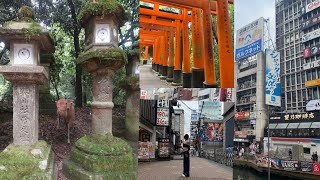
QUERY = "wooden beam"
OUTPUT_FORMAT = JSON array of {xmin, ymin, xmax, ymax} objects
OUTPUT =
[{"xmin": 140, "ymin": 16, "xmax": 177, "ymax": 27}]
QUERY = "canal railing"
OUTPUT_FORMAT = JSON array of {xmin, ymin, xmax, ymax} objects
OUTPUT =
[{"xmin": 200, "ymin": 148, "xmax": 233, "ymax": 167}]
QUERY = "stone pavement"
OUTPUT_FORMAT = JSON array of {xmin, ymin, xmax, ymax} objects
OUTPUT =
[
  {"xmin": 139, "ymin": 64, "xmax": 178, "ymax": 88},
  {"xmin": 138, "ymin": 157, "xmax": 233, "ymax": 180}
]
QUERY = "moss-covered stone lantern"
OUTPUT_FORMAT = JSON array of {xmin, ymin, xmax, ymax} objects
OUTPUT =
[
  {"xmin": 0, "ymin": 6, "xmax": 56, "ymax": 179},
  {"xmin": 63, "ymin": 1, "xmax": 137, "ymax": 179},
  {"xmin": 0, "ymin": 6, "xmax": 54, "ymax": 145}
]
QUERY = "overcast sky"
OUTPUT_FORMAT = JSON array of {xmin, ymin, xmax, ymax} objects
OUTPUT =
[{"xmin": 234, "ymin": 0, "xmax": 276, "ymax": 42}]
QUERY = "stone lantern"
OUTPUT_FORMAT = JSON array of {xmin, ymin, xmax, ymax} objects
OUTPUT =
[
  {"xmin": 63, "ymin": 1, "xmax": 137, "ymax": 179},
  {"xmin": 0, "ymin": 6, "xmax": 56, "ymax": 179},
  {"xmin": 120, "ymin": 41, "xmax": 140, "ymax": 155},
  {"xmin": 0, "ymin": 6, "xmax": 54, "ymax": 145}
]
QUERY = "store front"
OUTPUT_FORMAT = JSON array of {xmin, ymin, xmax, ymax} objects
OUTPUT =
[{"xmin": 264, "ymin": 112, "xmax": 320, "ymax": 157}]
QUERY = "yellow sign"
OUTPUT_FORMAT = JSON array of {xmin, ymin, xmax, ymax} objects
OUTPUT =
[{"xmin": 305, "ymin": 78, "xmax": 320, "ymax": 87}]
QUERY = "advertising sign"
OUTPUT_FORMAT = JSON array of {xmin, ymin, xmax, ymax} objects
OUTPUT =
[
  {"xmin": 156, "ymin": 108, "xmax": 169, "ymax": 126},
  {"xmin": 303, "ymin": 59, "xmax": 320, "ymax": 70},
  {"xmin": 235, "ymin": 111, "xmax": 255, "ymax": 120},
  {"xmin": 270, "ymin": 111, "xmax": 320, "ymax": 123},
  {"xmin": 301, "ymin": 12, "xmax": 320, "ymax": 30},
  {"xmin": 234, "ymin": 131, "xmax": 248, "ymax": 138},
  {"xmin": 200, "ymin": 122, "xmax": 223, "ymax": 142},
  {"xmin": 306, "ymin": 99, "xmax": 320, "ymax": 111},
  {"xmin": 302, "ymin": 28, "xmax": 320, "ymax": 42},
  {"xmin": 191, "ymin": 113, "xmax": 198, "ymax": 121},
  {"xmin": 265, "ymin": 49, "xmax": 281, "ymax": 107},
  {"xmin": 305, "ymin": 78, "xmax": 320, "ymax": 88},
  {"xmin": 226, "ymin": 88, "xmax": 233, "ymax": 102},
  {"xmin": 301, "ymin": 161, "xmax": 313, "ymax": 172},
  {"xmin": 301, "ymin": 0, "xmax": 320, "ymax": 15},
  {"xmin": 140, "ymin": 90, "xmax": 148, "ymax": 99},
  {"xmin": 235, "ymin": 112, "xmax": 245, "ymax": 119},
  {"xmin": 235, "ymin": 17, "xmax": 264, "ymax": 61},
  {"xmin": 281, "ymin": 160, "xmax": 300, "ymax": 171},
  {"xmin": 312, "ymin": 162, "xmax": 320, "ymax": 174},
  {"xmin": 158, "ymin": 138, "xmax": 170, "ymax": 159}
]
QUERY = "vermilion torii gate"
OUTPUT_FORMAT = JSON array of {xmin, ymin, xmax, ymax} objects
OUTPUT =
[{"xmin": 140, "ymin": 0, "xmax": 234, "ymax": 88}]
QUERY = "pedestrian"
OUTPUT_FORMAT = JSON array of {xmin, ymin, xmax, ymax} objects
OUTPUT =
[
  {"xmin": 289, "ymin": 149, "xmax": 292, "ymax": 160},
  {"xmin": 195, "ymin": 144, "xmax": 198, "ymax": 157},
  {"xmin": 182, "ymin": 134, "xmax": 190, "ymax": 177},
  {"xmin": 239, "ymin": 147, "xmax": 244, "ymax": 157},
  {"xmin": 312, "ymin": 152, "xmax": 315, "ymax": 162},
  {"xmin": 315, "ymin": 151, "xmax": 318, "ymax": 162}
]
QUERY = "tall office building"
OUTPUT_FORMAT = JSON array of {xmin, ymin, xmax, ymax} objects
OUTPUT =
[{"xmin": 276, "ymin": 0, "xmax": 320, "ymax": 112}]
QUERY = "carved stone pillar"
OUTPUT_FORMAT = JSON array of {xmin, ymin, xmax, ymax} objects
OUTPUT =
[{"xmin": 91, "ymin": 69, "xmax": 114, "ymax": 134}]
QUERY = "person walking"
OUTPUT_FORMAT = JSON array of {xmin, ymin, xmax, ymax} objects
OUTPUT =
[
  {"xmin": 315, "ymin": 151, "xmax": 318, "ymax": 162},
  {"xmin": 182, "ymin": 134, "xmax": 190, "ymax": 177},
  {"xmin": 289, "ymin": 149, "xmax": 292, "ymax": 160},
  {"xmin": 312, "ymin": 152, "xmax": 315, "ymax": 162}
]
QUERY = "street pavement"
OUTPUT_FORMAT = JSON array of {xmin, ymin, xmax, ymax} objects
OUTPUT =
[
  {"xmin": 139, "ymin": 64, "xmax": 177, "ymax": 88},
  {"xmin": 138, "ymin": 156, "xmax": 233, "ymax": 180}
]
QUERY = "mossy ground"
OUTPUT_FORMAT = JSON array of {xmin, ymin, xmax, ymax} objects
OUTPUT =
[
  {"xmin": 0, "ymin": 140, "xmax": 51, "ymax": 180},
  {"xmin": 78, "ymin": 0, "xmax": 127, "ymax": 26}
]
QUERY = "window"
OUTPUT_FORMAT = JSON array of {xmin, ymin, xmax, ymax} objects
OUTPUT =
[{"xmin": 304, "ymin": 148, "xmax": 311, "ymax": 154}]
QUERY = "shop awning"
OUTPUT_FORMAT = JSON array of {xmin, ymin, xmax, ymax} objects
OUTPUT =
[
  {"xmin": 311, "ymin": 122, "xmax": 320, "ymax": 128},
  {"xmin": 275, "ymin": 123, "xmax": 288, "ymax": 129},
  {"xmin": 287, "ymin": 123, "xmax": 299, "ymax": 129},
  {"xmin": 268, "ymin": 123, "xmax": 277, "ymax": 129},
  {"xmin": 298, "ymin": 122, "xmax": 312, "ymax": 129}
]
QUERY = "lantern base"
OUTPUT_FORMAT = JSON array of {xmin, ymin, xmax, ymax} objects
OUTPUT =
[
  {"xmin": 192, "ymin": 68, "xmax": 205, "ymax": 88},
  {"xmin": 183, "ymin": 72, "xmax": 192, "ymax": 88},
  {"xmin": 0, "ymin": 141, "xmax": 56, "ymax": 180},
  {"xmin": 63, "ymin": 134, "xmax": 137, "ymax": 180}
]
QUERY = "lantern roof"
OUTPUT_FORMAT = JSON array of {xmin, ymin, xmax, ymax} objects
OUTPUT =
[
  {"xmin": 0, "ymin": 6, "xmax": 55, "ymax": 54},
  {"xmin": 78, "ymin": 0, "xmax": 128, "ymax": 27}
]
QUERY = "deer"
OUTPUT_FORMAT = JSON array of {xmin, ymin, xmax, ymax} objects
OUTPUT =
[{"xmin": 56, "ymin": 98, "xmax": 75, "ymax": 143}]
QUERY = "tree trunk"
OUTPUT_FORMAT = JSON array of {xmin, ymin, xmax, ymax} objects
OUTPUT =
[{"xmin": 74, "ymin": 30, "xmax": 83, "ymax": 107}]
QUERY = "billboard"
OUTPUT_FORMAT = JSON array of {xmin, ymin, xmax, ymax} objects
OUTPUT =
[
  {"xmin": 306, "ymin": 99, "xmax": 320, "ymax": 111},
  {"xmin": 303, "ymin": 59, "xmax": 320, "ymax": 70},
  {"xmin": 265, "ymin": 49, "xmax": 281, "ymax": 107},
  {"xmin": 301, "ymin": 12, "xmax": 320, "ymax": 30},
  {"xmin": 235, "ymin": 17, "xmax": 264, "ymax": 61},
  {"xmin": 300, "ymin": 0, "xmax": 320, "ymax": 15},
  {"xmin": 156, "ymin": 108, "xmax": 169, "ymax": 126},
  {"xmin": 200, "ymin": 122, "xmax": 223, "ymax": 142},
  {"xmin": 305, "ymin": 78, "xmax": 320, "ymax": 88},
  {"xmin": 302, "ymin": 28, "xmax": 320, "ymax": 42}
]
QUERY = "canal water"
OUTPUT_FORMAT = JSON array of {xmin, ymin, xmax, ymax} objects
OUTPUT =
[{"xmin": 233, "ymin": 167, "xmax": 301, "ymax": 180}]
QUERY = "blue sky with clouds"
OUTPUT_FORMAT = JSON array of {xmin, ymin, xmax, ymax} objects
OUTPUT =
[{"xmin": 234, "ymin": 0, "xmax": 276, "ymax": 42}]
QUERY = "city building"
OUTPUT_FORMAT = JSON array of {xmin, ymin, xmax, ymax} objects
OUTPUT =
[
  {"xmin": 263, "ymin": 0, "xmax": 320, "ymax": 157},
  {"xmin": 222, "ymin": 102, "xmax": 235, "ymax": 150}
]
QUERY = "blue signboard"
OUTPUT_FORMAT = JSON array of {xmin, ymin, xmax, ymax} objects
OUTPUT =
[
  {"xmin": 265, "ymin": 49, "xmax": 281, "ymax": 107},
  {"xmin": 235, "ymin": 18, "xmax": 264, "ymax": 61}
]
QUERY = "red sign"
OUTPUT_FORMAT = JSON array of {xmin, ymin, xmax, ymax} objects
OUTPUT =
[
  {"xmin": 235, "ymin": 112, "xmax": 245, "ymax": 119},
  {"xmin": 140, "ymin": 90, "xmax": 147, "ymax": 99},
  {"xmin": 156, "ymin": 108, "xmax": 169, "ymax": 126},
  {"xmin": 304, "ymin": 48, "xmax": 311, "ymax": 58},
  {"xmin": 313, "ymin": 162, "xmax": 320, "ymax": 174}
]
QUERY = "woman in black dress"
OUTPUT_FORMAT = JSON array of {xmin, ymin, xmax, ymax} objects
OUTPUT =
[{"xmin": 182, "ymin": 134, "xmax": 190, "ymax": 177}]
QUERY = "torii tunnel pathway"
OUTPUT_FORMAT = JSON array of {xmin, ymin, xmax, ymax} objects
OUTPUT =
[
  {"xmin": 140, "ymin": 0, "xmax": 234, "ymax": 88},
  {"xmin": 139, "ymin": 63, "xmax": 175, "ymax": 88},
  {"xmin": 138, "ymin": 156, "xmax": 233, "ymax": 180}
]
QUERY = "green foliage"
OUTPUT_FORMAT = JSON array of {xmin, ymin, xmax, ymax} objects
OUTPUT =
[
  {"xmin": 21, "ymin": 22, "xmax": 42, "ymax": 41},
  {"xmin": 112, "ymin": 67, "xmax": 126, "ymax": 106},
  {"xmin": 18, "ymin": 6, "xmax": 35, "ymax": 19},
  {"xmin": 78, "ymin": 0, "xmax": 127, "ymax": 26}
]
